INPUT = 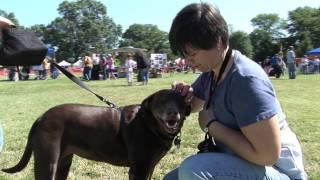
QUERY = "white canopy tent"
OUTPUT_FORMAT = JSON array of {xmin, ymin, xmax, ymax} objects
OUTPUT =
[
  {"xmin": 72, "ymin": 60, "xmax": 83, "ymax": 67},
  {"xmin": 112, "ymin": 46, "xmax": 148, "ymax": 54},
  {"xmin": 58, "ymin": 60, "xmax": 71, "ymax": 67}
]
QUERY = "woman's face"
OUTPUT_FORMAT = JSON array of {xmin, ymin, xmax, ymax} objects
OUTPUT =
[{"xmin": 184, "ymin": 44, "xmax": 225, "ymax": 72}]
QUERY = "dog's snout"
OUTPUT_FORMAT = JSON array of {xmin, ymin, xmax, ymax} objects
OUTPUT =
[
  {"xmin": 167, "ymin": 110, "xmax": 180, "ymax": 120},
  {"xmin": 167, "ymin": 110, "xmax": 178, "ymax": 116}
]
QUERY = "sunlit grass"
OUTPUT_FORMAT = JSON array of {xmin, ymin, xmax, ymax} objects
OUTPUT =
[{"xmin": 0, "ymin": 72, "xmax": 319, "ymax": 179}]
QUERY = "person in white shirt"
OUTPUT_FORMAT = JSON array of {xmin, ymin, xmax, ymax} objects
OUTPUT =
[{"xmin": 125, "ymin": 54, "xmax": 137, "ymax": 86}]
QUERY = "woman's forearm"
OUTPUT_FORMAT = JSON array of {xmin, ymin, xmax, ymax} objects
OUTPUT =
[
  {"xmin": 190, "ymin": 96, "xmax": 204, "ymax": 113},
  {"xmin": 209, "ymin": 121, "xmax": 279, "ymax": 166}
]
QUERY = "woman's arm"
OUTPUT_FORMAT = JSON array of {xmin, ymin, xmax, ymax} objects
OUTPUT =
[
  {"xmin": 206, "ymin": 115, "xmax": 281, "ymax": 166},
  {"xmin": 190, "ymin": 95, "xmax": 204, "ymax": 113}
]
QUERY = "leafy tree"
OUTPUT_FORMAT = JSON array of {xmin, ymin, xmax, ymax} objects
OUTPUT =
[
  {"xmin": 120, "ymin": 24, "xmax": 169, "ymax": 53},
  {"xmin": 251, "ymin": 13, "xmax": 286, "ymax": 39},
  {"xmin": 287, "ymin": 6, "xmax": 320, "ymax": 50},
  {"xmin": 250, "ymin": 13, "xmax": 286, "ymax": 61},
  {"xmin": 229, "ymin": 31, "xmax": 253, "ymax": 58},
  {"xmin": 28, "ymin": 24, "xmax": 47, "ymax": 41},
  {"xmin": 296, "ymin": 32, "xmax": 313, "ymax": 56},
  {"xmin": 44, "ymin": 0, "xmax": 122, "ymax": 61},
  {"xmin": 250, "ymin": 29, "xmax": 277, "ymax": 61}
]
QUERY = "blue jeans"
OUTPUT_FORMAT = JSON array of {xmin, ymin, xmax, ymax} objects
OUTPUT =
[
  {"xmin": 83, "ymin": 67, "xmax": 92, "ymax": 80},
  {"xmin": 101, "ymin": 67, "xmax": 107, "ymax": 80},
  {"xmin": 139, "ymin": 68, "xmax": 149, "ymax": 82},
  {"xmin": 163, "ymin": 153, "xmax": 291, "ymax": 180},
  {"xmin": 288, "ymin": 63, "xmax": 296, "ymax": 79}
]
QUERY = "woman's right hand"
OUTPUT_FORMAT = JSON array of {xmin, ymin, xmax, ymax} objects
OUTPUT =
[{"xmin": 171, "ymin": 81, "xmax": 194, "ymax": 104}]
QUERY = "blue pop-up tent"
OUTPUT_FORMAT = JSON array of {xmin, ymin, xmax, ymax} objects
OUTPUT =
[{"xmin": 307, "ymin": 47, "xmax": 320, "ymax": 55}]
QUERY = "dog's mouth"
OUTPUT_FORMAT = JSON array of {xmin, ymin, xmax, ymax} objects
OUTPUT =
[
  {"xmin": 162, "ymin": 118, "xmax": 182, "ymax": 135},
  {"xmin": 156, "ymin": 116, "xmax": 181, "ymax": 134},
  {"xmin": 166, "ymin": 120, "xmax": 178, "ymax": 129}
]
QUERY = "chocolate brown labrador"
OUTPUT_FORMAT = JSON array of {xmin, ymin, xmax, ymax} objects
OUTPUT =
[{"xmin": 2, "ymin": 89, "xmax": 190, "ymax": 180}]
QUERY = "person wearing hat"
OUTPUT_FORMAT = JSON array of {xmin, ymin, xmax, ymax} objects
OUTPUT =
[
  {"xmin": 0, "ymin": 16, "xmax": 14, "ymax": 47},
  {"xmin": 287, "ymin": 46, "xmax": 296, "ymax": 79},
  {"xmin": 0, "ymin": 16, "xmax": 14, "ymax": 29},
  {"xmin": 0, "ymin": 16, "xmax": 15, "ymax": 152}
]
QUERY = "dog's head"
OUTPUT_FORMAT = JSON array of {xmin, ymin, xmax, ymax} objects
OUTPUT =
[{"xmin": 142, "ymin": 89, "xmax": 191, "ymax": 135}]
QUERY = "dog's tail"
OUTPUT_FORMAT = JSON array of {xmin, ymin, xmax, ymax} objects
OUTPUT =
[{"xmin": 2, "ymin": 119, "xmax": 39, "ymax": 173}]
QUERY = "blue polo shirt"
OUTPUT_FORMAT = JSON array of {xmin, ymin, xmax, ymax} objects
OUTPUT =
[
  {"xmin": 192, "ymin": 51, "xmax": 287, "ymax": 129},
  {"xmin": 191, "ymin": 50, "xmax": 307, "ymax": 180}
]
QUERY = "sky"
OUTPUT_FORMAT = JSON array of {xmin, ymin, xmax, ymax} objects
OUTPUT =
[{"xmin": 1, "ymin": 0, "xmax": 319, "ymax": 33}]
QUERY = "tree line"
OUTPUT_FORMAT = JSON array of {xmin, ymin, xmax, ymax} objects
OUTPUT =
[
  {"xmin": 230, "ymin": 6, "xmax": 320, "ymax": 62},
  {"xmin": 1, "ymin": 0, "xmax": 319, "ymax": 63}
]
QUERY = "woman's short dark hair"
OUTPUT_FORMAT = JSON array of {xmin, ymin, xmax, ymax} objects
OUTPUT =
[{"xmin": 169, "ymin": 3, "xmax": 229, "ymax": 57}]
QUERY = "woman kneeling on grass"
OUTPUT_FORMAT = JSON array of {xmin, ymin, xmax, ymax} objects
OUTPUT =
[{"xmin": 164, "ymin": 3, "xmax": 307, "ymax": 180}]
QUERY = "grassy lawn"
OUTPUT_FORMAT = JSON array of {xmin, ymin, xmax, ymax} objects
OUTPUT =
[{"xmin": 0, "ymin": 72, "xmax": 319, "ymax": 179}]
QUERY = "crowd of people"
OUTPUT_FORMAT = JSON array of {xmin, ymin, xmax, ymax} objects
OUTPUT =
[
  {"xmin": 81, "ymin": 52, "xmax": 150, "ymax": 86},
  {"xmin": 261, "ymin": 46, "xmax": 320, "ymax": 79},
  {"xmin": 299, "ymin": 55, "xmax": 320, "ymax": 74},
  {"xmin": 3, "ymin": 51, "xmax": 152, "ymax": 86},
  {"xmin": 82, "ymin": 53, "xmax": 118, "ymax": 81},
  {"xmin": 262, "ymin": 53, "xmax": 287, "ymax": 79},
  {"xmin": 6, "ymin": 58, "xmax": 52, "ymax": 81}
]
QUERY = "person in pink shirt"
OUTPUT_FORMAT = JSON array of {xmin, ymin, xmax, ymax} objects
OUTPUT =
[{"xmin": 106, "ymin": 54, "xmax": 117, "ymax": 80}]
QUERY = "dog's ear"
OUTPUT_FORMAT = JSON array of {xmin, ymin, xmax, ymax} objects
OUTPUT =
[
  {"xmin": 185, "ymin": 105, "xmax": 191, "ymax": 116},
  {"xmin": 124, "ymin": 106, "xmax": 140, "ymax": 124},
  {"xmin": 141, "ymin": 95, "xmax": 153, "ymax": 110}
]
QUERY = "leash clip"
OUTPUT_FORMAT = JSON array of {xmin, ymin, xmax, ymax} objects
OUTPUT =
[
  {"xmin": 174, "ymin": 132, "xmax": 181, "ymax": 149},
  {"xmin": 102, "ymin": 98, "xmax": 117, "ymax": 108}
]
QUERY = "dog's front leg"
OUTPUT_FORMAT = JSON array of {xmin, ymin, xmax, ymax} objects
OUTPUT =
[{"xmin": 128, "ymin": 161, "xmax": 153, "ymax": 180}]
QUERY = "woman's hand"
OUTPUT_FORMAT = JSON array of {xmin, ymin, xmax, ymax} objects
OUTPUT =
[
  {"xmin": 171, "ymin": 81, "xmax": 194, "ymax": 104},
  {"xmin": 171, "ymin": 81, "xmax": 205, "ymax": 113}
]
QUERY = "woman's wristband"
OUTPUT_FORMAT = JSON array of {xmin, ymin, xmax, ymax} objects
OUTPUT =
[{"xmin": 203, "ymin": 119, "xmax": 216, "ymax": 133}]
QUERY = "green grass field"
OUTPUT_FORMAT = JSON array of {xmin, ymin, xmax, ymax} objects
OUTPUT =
[{"xmin": 0, "ymin": 72, "xmax": 319, "ymax": 180}]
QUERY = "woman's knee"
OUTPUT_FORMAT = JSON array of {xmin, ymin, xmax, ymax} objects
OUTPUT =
[
  {"xmin": 163, "ymin": 155, "xmax": 208, "ymax": 180},
  {"xmin": 178, "ymin": 154, "xmax": 217, "ymax": 179},
  {"xmin": 176, "ymin": 153, "xmax": 289, "ymax": 180},
  {"xmin": 163, "ymin": 168, "xmax": 178, "ymax": 180}
]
